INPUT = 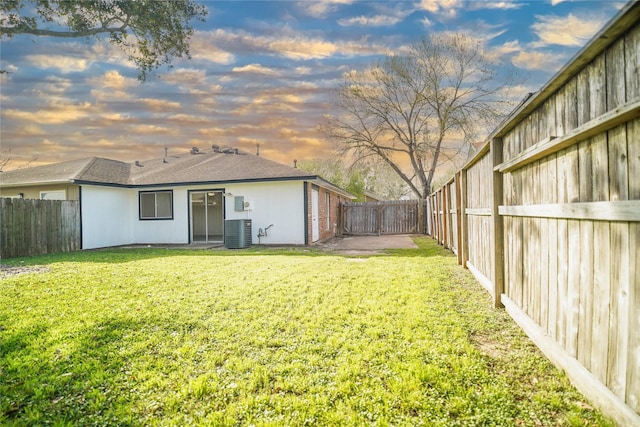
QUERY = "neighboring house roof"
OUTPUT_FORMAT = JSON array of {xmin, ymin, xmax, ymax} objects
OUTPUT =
[{"xmin": 0, "ymin": 148, "xmax": 355, "ymax": 198}]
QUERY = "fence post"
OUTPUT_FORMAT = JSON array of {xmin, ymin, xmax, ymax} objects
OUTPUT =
[
  {"xmin": 455, "ymin": 172, "xmax": 463, "ymax": 266},
  {"xmin": 491, "ymin": 137, "xmax": 505, "ymax": 308},
  {"xmin": 460, "ymin": 169, "xmax": 469, "ymax": 269}
]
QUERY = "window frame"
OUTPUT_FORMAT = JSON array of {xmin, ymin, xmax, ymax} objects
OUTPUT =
[
  {"xmin": 40, "ymin": 190, "xmax": 66, "ymax": 200},
  {"xmin": 139, "ymin": 190, "xmax": 174, "ymax": 220}
]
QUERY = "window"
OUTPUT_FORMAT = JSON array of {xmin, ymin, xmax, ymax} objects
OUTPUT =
[
  {"xmin": 40, "ymin": 190, "xmax": 66, "ymax": 200},
  {"xmin": 326, "ymin": 192, "xmax": 331, "ymax": 230},
  {"xmin": 139, "ymin": 190, "xmax": 173, "ymax": 220}
]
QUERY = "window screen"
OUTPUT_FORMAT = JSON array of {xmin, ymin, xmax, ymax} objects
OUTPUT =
[{"xmin": 139, "ymin": 191, "xmax": 173, "ymax": 219}]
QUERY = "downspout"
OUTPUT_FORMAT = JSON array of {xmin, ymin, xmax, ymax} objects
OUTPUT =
[{"xmin": 303, "ymin": 182, "xmax": 309, "ymax": 245}]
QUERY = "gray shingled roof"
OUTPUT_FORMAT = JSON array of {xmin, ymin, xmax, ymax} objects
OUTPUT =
[
  {"xmin": 0, "ymin": 149, "xmax": 328, "ymax": 188},
  {"xmin": 0, "ymin": 157, "xmax": 132, "ymax": 186},
  {"xmin": 128, "ymin": 149, "xmax": 314, "ymax": 185}
]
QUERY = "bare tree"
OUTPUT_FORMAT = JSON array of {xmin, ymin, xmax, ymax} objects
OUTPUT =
[
  {"xmin": 1, "ymin": 0, "xmax": 207, "ymax": 81},
  {"xmin": 0, "ymin": 149, "xmax": 37, "ymax": 172},
  {"xmin": 323, "ymin": 33, "xmax": 521, "ymax": 198}
]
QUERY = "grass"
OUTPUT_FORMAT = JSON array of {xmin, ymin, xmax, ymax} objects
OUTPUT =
[{"xmin": 0, "ymin": 237, "xmax": 612, "ymax": 426}]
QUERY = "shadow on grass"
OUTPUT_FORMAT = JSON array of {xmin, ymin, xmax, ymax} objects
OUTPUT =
[
  {"xmin": 2, "ymin": 236, "xmax": 451, "ymax": 266},
  {"xmin": 0, "ymin": 315, "xmax": 180, "ymax": 425}
]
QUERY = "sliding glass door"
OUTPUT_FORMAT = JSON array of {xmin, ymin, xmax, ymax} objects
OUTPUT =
[{"xmin": 190, "ymin": 191, "xmax": 224, "ymax": 243}]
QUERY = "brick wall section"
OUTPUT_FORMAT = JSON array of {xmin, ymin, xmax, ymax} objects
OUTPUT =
[{"xmin": 306, "ymin": 182, "xmax": 346, "ymax": 244}]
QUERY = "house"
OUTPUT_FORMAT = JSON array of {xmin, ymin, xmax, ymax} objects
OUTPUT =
[{"xmin": 0, "ymin": 147, "xmax": 354, "ymax": 249}]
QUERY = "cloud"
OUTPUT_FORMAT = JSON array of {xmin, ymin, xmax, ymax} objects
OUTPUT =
[
  {"xmin": 140, "ymin": 98, "xmax": 181, "ymax": 111},
  {"xmin": 418, "ymin": 0, "xmax": 460, "ymax": 16},
  {"xmin": 298, "ymin": 0, "xmax": 354, "ymax": 18},
  {"xmin": 129, "ymin": 124, "xmax": 173, "ymax": 135},
  {"xmin": 338, "ymin": 14, "xmax": 403, "ymax": 27},
  {"xmin": 531, "ymin": 13, "xmax": 608, "ymax": 47},
  {"xmin": 3, "ymin": 101, "xmax": 92, "ymax": 125},
  {"xmin": 189, "ymin": 32, "xmax": 236, "ymax": 64},
  {"xmin": 511, "ymin": 50, "xmax": 565, "ymax": 71},
  {"xmin": 468, "ymin": 2, "xmax": 523, "ymax": 10},
  {"xmin": 161, "ymin": 68, "xmax": 208, "ymax": 87},
  {"xmin": 232, "ymin": 63, "xmax": 280, "ymax": 75},
  {"xmin": 101, "ymin": 70, "xmax": 136, "ymax": 90},
  {"xmin": 24, "ymin": 54, "xmax": 89, "ymax": 73}
]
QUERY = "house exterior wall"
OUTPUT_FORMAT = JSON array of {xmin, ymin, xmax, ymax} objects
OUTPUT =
[
  {"xmin": 133, "ymin": 187, "xmax": 190, "ymax": 245},
  {"xmin": 74, "ymin": 180, "xmax": 346, "ymax": 248},
  {"xmin": 81, "ymin": 185, "xmax": 134, "ymax": 249},
  {"xmin": 224, "ymin": 181, "xmax": 306, "ymax": 245},
  {"xmin": 305, "ymin": 182, "xmax": 345, "ymax": 244},
  {"xmin": 0, "ymin": 184, "xmax": 80, "ymax": 200},
  {"xmin": 80, "ymin": 180, "xmax": 309, "ymax": 247}
]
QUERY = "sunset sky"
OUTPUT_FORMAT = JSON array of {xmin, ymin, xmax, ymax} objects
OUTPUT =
[{"xmin": 0, "ymin": 0, "xmax": 624, "ymax": 170}]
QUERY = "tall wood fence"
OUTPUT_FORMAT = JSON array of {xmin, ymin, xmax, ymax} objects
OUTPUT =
[
  {"xmin": 428, "ymin": 4, "xmax": 640, "ymax": 426},
  {"xmin": 340, "ymin": 200, "xmax": 421, "ymax": 235},
  {"xmin": 1, "ymin": 198, "xmax": 81, "ymax": 259}
]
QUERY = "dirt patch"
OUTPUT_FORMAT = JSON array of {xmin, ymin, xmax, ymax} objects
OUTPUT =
[{"xmin": 0, "ymin": 264, "xmax": 50, "ymax": 279}]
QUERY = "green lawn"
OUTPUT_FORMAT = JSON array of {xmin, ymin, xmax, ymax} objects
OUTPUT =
[{"xmin": 1, "ymin": 237, "xmax": 612, "ymax": 426}]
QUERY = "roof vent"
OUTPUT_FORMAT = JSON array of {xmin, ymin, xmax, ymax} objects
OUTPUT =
[
  {"xmin": 190, "ymin": 147, "xmax": 200, "ymax": 155},
  {"xmin": 135, "ymin": 160, "xmax": 143, "ymax": 167},
  {"xmin": 222, "ymin": 148, "xmax": 233, "ymax": 154},
  {"xmin": 212, "ymin": 144, "xmax": 220, "ymax": 152}
]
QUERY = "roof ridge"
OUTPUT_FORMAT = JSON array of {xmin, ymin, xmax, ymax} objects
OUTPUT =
[{"xmin": 75, "ymin": 157, "xmax": 99, "ymax": 180}]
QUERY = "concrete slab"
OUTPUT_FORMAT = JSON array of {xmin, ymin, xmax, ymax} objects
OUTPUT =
[{"xmin": 320, "ymin": 234, "xmax": 418, "ymax": 254}]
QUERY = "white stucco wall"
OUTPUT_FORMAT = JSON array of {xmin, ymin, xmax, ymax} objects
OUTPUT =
[
  {"xmin": 81, "ymin": 185, "xmax": 134, "ymax": 249},
  {"xmin": 81, "ymin": 180, "xmax": 307, "ymax": 248},
  {"xmin": 224, "ymin": 181, "xmax": 306, "ymax": 245},
  {"xmin": 132, "ymin": 187, "xmax": 190, "ymax": 245}
]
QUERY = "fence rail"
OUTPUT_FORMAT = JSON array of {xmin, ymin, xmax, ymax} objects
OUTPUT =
[
  {"xmin": 427, "ymin": 5, "xmax": 640, "ymax": 426},
  {"xmin": 1, "ymin": 198, "xmax": 81, "ymax": 258}
]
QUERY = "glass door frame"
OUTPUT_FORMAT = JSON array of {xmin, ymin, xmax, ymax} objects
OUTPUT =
[{"xmin": 188, "ymin": 189, "xmax": 225, "ymax": 243}]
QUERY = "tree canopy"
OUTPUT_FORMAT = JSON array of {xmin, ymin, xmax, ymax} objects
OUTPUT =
[
  {"xmin": 297, "ymin": 157, "xmax": 411, "ymax": 201},
  {"xmin": 1, "ymin": 0, "xmax": 207, "ymax": 81},
  {"xmin": 323, "ymin": 33, "xmax": 521, "ymax": 198}
]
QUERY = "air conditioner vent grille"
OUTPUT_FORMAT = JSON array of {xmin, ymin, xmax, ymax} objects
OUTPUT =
[{"xmin": 224, "ymin": 219, "xmax": 252, "ymax": 249}]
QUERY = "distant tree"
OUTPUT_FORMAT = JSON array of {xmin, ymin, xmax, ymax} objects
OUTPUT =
[
  {"xmin": 0, "ymin": 149, "xmax": 37, "ymax": 172},
  {"xmin": 298, "ymin": 157, "xmax": 411, "ymax": 201},
  {"xmin": 1, "ymin": 0, "xmax": 207, "ymax": 81},
  {"xmin": 323, "ymin": 33, "xmax": 521, "ymax": 198}
]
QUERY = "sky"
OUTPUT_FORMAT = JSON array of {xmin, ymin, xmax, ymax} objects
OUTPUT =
[{"xmin": 0, "ymin": 0, "xmax": 626, "ymax": 170}]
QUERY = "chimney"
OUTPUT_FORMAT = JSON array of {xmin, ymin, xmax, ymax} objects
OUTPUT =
[{"xmin": 135, "ymin": 160, "xmax": 143, "ymax": 167}]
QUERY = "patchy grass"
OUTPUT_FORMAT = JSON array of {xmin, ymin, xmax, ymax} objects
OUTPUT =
[{"xmin": 1, "ymin": 238, "xmax": 612, "ymax": 426}]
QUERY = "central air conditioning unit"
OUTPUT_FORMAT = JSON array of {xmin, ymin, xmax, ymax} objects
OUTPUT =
[{"xmin": 224, "ymin": 219, "xmax": 252, "ymax": 249}]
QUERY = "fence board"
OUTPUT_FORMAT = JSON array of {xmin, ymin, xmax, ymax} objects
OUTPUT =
[
  {"xmin": 341, "ymin": 200, "xmax": 420, "ymax": 236},
  {"xmin": 427, "ymin": 7, "xmax": 640, "ymax": 420},
  {"xmin": 1, "ymin": 198, "xmax": 81, "ymax": 258}
]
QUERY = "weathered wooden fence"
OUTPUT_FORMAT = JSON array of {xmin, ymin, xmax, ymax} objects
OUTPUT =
[
  {"xmin": 1, "ymin": 198, "xmax": 81, "ymax": 258},
  {"xmin": 340, "ymin": 200, "xmax": 421, "ymax": 235},
  {"xmin": 428, "ymin": 3, "xmax": 640, "ymax": 425}
]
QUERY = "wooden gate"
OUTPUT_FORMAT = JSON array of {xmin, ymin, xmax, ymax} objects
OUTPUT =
[{"xmin": 340, "ymin": 200, "xmax": 421, "ymax": 235}]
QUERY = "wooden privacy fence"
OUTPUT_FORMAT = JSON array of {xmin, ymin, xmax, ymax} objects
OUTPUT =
[
  {"xmin": 339, "ymin": 200, "xmax": 422, "ymax": 235},
  {"xmin": 1, "ymin": 198, "xmax": 81, "ymax": 258},
  {"xmin": 428, "ymin": 4, "xmax": 640, "ymax": 426}
]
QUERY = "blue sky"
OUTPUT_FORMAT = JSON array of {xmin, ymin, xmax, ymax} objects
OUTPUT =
[{"xmin": 0, "ymin": 0, "xmax": 625, "ymax": 169}]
